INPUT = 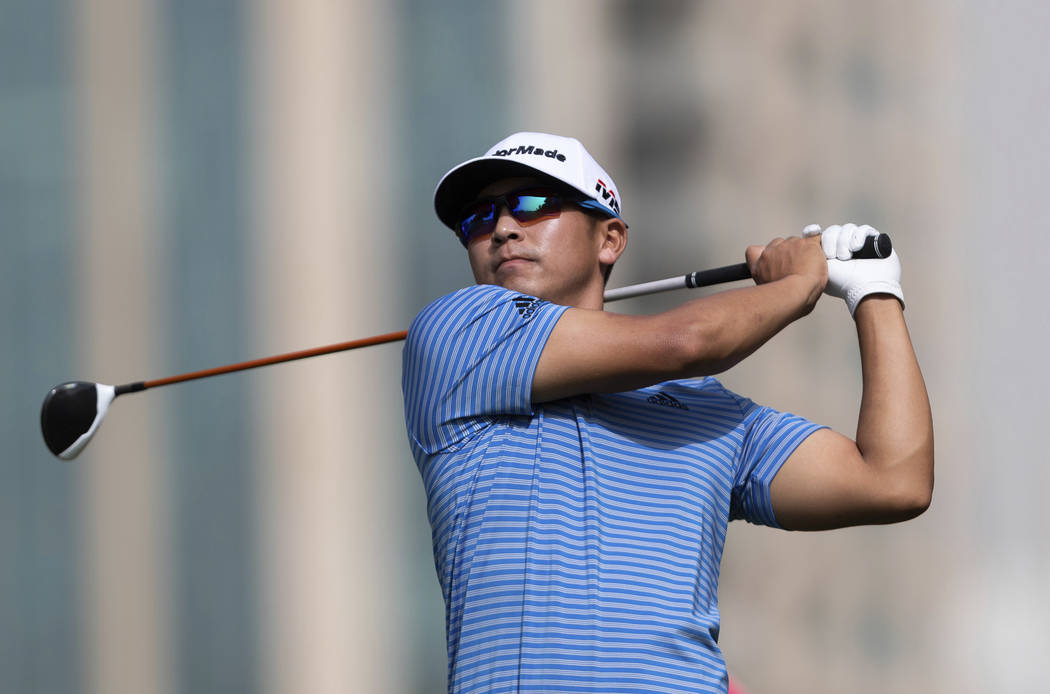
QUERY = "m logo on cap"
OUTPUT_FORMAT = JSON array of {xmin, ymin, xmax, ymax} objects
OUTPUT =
[{"xmin": 595, "ymin": 178, "xmax": 621, "ymax": 215}]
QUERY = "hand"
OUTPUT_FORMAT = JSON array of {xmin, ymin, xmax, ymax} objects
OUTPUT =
[
  {"xmin": 803, "ymin": 223, "xmax": 904, "ymax": 316},
  {"xmin": 745, "ymin": 235, "xmax": 828, "ymax": 287},
  {"xmin": 745, "ymin": 236, "xmax": 828, "ymax": 312}
]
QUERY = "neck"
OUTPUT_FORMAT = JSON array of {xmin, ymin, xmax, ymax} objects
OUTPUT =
[
  {"xmin": 574, "ymin": 286, "xmax": 607, "ymax": 311},
  {"xmin": 536, "ymin": 276, "xmax": 606, "ymax": 310}
]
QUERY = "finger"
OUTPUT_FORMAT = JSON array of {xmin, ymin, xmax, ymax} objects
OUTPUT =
[
  {"xmin": 802, "ymin": 223, "xmax": 822, "ymax": 237},
  {"xmin": 836, "ymin": 223, "xmax": 856, "ymax": 260},
  {"xmin": 745, "ymin": 245, "xmax": 765, "ymax": 268},
  {"xmin": 821, "ymin": 225, "xmax": 840, "ymax": 259},
  {"xmin": 853, "ymin": 224, "xmax": 877, "ymax": 252}
]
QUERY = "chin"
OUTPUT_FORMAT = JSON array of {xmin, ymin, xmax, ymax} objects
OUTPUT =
[
  {"xmin": 485, "ymin": 276, "xmax": 546, "ymax": 301},
  {"xmin": 496, "ymin": 277, "xmax": 540, "ymax": 296}
]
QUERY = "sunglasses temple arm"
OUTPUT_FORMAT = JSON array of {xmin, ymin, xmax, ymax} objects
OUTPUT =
[{"xmin": 603, "ymin": 263, "xmax": 751, "ymax": 303}]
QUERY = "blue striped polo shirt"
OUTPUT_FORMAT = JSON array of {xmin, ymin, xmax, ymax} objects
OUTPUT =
[{"xmin": 402, "ymin": 284, "xmax": 823, "ymax": 694}]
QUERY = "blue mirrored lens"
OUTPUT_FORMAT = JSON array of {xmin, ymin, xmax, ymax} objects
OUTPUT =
[
  {"xmin": 459, "ymin": 203, "xmax": 496, "ymax": 244},
  {"xmin": 511, "ymin": 195, "xmax": 559, "ymax": 219}
]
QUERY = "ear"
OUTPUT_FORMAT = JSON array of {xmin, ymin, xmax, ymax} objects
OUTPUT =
[{"xmin": 596, "ymin": 217, "xmax": 628, "ymax": 267}]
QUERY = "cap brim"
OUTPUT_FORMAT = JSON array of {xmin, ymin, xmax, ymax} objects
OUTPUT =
[{"xmin": 433, "ymin": 157, "xmax": 585, "ymax": 231}]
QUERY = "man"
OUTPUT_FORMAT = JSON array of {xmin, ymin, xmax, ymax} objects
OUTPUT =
[{"xmin": 402, "ymin": 132, "xmax": 933, "ymax": 693}]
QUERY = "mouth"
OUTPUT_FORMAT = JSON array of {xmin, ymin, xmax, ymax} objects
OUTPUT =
[{"xmin": 496, "ymin": 256, "xmax": 533, "ymax": 272}]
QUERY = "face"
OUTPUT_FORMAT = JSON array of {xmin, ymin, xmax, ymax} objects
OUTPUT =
[{"xmin": 463, "ymin": 177, "xmax": 626, "ymax": 309}]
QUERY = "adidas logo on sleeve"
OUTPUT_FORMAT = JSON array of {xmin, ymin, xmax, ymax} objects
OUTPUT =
[
  {"xmin": 647, "ymin": 391, "xmax": 690, "ymax": 410},
  {"xmin": 513, "ymin": 296, "xmax": 540, "ymax": 319}
]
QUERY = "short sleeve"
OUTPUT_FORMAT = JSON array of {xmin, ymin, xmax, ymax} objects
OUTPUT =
[
  {"xmin": 726, "ymin": 392, "xmax": 826, "ymax": 528},
  {"xmin": 402, "ymin": 284, "xmax": 568, "ymax": 454}
]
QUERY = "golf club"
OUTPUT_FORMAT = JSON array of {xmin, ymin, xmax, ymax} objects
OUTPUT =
[{"xmin": 40, "ymin": 233, "xmax": 891, "ymax": 460}]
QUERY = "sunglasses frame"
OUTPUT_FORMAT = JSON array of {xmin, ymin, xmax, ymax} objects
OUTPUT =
[{"xmin": 456, "ymin": 187, "xmax": 598, "ymax": 247}]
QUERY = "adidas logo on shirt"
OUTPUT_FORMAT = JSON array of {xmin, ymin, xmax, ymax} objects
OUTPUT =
[
  {"xmin": 513, "ymin": 296, "xmax": 539, "ymax": 319},
  {"xmin": 647, "ymin": 391, "xmax": 689, "ymax": 410}
]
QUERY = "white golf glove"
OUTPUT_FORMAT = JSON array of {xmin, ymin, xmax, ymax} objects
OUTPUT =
[{"xmin": 803, "ymin": 223, "xmax": 904, "ymax": 316}]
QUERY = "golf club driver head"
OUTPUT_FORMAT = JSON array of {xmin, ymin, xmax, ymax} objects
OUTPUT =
[{"xmin": 40, "ymin": 381, "xmax": 116, "ymax": 460}]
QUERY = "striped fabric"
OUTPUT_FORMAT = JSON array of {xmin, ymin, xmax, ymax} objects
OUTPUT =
[{"xmin": 402, "ymin": 285, "xmax": 823, "ymax": 694}]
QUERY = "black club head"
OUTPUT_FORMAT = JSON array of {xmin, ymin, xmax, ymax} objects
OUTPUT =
[{"xmin": 40, "ymin": 381, "xmax": 114, "ymax": 460}]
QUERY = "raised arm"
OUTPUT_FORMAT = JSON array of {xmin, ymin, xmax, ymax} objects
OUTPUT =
[
  {"xmin": 532, "ymin": 236, "xmax": 827, "ymax": 402},
  {"xmin": 769, "ymin": 297, "xmax": 934, "ymax": 529}
]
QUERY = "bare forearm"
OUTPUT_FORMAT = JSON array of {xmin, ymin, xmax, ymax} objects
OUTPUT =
[
  {"xmin": 854, "ymin": 296, "xmax": 934, "ymax": 515},
  {"xmin": 668, "ymin": 273, "xmax": 822, "ymax": 376},
  {"xmin": 533, "ymin": 236, "xmax": 827, "ymax": 402},
  {"xmin": 534, "ymin": 273, "xmax": 821, "ymax": 401}
]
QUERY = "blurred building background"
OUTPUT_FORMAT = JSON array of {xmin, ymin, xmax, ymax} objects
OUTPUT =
[{"xmin": 2, "ymin": 0, "xmax": 1048, "ymax": 692}]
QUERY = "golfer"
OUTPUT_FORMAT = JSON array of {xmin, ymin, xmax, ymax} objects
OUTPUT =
[{"xmin": 402, "ymin": 132, "xmax": 933, "ymax": 693}]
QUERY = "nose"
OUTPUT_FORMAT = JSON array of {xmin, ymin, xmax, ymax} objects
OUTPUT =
[{"xmin": 490, "ymin": 207, "xmax": 522, "ymax": 244}]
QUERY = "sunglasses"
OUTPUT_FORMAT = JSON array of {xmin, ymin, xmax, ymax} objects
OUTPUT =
[{"xmin": 456, "ymin": 188, "xmax": 606, "ymax": 247}]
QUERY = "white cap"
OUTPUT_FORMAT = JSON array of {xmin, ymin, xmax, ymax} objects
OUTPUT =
[{"xmin": 433, "ymin": 131, "xmax": 625, "ymax": 232}]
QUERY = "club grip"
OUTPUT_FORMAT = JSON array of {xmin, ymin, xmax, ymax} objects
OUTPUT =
[
  {"xmin": 685, "ymin": 263, "xmax": 751, "ymax": 288},
  {"xmin": 683, "ymin": 233, "xmax": 892, "ymax": 289},
  {"xmin": 852, "ymin": 232, "xmax": 892, "ymax": 259}
]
